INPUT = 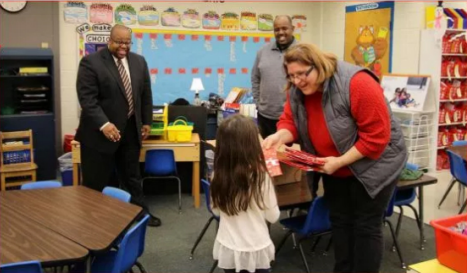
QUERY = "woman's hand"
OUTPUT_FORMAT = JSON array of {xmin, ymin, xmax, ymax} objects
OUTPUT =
[
  {"xmin": 262, "ymin": 133, "xmax": 283, "ymax": 150},
  {"xmin": 316, "ymin": 156, "xmax": 344, "ymax": 175}
]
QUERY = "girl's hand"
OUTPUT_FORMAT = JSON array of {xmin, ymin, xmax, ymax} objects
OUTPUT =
[
  {"xmin": 262, "ymin": 133, "xmax": 283, "ymax": 150},
  {"xmin": 316, "ymin": 156, "xmax": 344, "ymax": 175}
]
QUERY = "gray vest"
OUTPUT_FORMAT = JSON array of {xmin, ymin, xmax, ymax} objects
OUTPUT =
[{"xmin": 289, "ymin": 61, "xmax": 407, "ymax": 198}]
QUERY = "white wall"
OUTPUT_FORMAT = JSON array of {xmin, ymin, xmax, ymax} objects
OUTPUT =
[
  {"xmin": 59, "ymin": 1, "xmax": 467, "ymax": 139},
  {"xmin": 58, "ymin": 2, "xmax": 319, "ymax": 136}
]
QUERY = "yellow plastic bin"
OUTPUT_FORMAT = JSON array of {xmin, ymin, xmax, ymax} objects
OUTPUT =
[{"xmin": 167, "ymin": 117, "xmax": 193, "ymax": 142}]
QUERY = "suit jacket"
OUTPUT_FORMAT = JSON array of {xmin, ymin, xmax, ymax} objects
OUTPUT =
[{"xmin": 75, "ymin": 48, "xmax": 153, "ymax": 154}]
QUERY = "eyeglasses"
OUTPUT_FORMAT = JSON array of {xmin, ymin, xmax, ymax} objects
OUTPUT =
[
  {"xmin": 112, "ymin": 39, "xmax": 133, "ymax": 46},
  {"xmin": 287, "ymin": 65, "xmax": 314, "ymax": 83}
]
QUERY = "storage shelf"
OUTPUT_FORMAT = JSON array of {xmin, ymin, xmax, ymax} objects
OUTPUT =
[
  {"xmin": 439, "ymin": 99, "xmax": 467, "ymax": 102},
  {"xmin": 445, "ymin": 29, "xmax": 467, "ymax": 33},
  {"xmin": 0, "ymin": 74, "xmax": 51, "ymax": 78},
  {"xmin": 441, "ymin": 77, "xmax": 467, "ymax": 80},
  {"xmin": 442, "ymin": 53, "xmax": 467, "ymax": 57},
  {"xmin": 0, "ymin": 113, "xmax": 53, "ymax": 118},
  {"xmin": 438, "ymin": 122, "xmax": 466, "ymax": 126}
]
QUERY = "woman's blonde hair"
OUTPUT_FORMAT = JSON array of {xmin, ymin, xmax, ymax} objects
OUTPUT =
[{"xmin": 284, "ymin": 43, "xmax": 338, "ymax": 91}]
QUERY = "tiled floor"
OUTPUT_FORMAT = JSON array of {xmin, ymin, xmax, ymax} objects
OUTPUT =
[{"xmin": 402, "ymin": 170, "xmax": 465, "ymax": 224}]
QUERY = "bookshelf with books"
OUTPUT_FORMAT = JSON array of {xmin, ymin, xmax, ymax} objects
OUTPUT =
[
  {"xmin": 419, "ymin": 29, "xmax": 467, "ymax": 172},
  {"xmin": 0, "ymin": 48, "xmax": 57, "ymax": 180}
]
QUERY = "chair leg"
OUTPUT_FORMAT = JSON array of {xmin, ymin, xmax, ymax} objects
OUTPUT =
[
  {"xmin": 135, "ymin": 261, "xmax": 147, "ymax": 273},
  {"xmin": 392, "ymin": 206, "xmax": 404, "ymax": 252},
  {"xmin": 407, "ymin": 204, "xmax": 424, "ymax": 243},
  {"xmin": 286, "ymin": 210, "xmax": 297, "ymax": 249},
  {"xmin": 190, "ymin": 216, "xmax": 215, "ymax": 259},
  {"xmin": 298, "ymin": 242, "xmax": 311, "ymax": 273},
  {"xmin": 310, "ymin": 236, "xmax": 321, "ymax": 253},
  {"xmin": 209, "ymin": 260, "xmax": 218, "ymax": 273},
  {"xmin": 323, "ymin": 236, "xmax": 332, "ymax": 256},
  {"xmin": 385, "ymin": 219, "xmax": 406, "ymax": 269},
  {"xmin": 176, "ymin": 177, "xmax": 182, "ymax": 213},
  {"xmin": 438, "ymin": 178, "xmax": 457, "ymax": 209},
  {"xmin": 459, "ymin": 199, "xmax": 467, "ymax": 214},
  {"xmin": 275, "ymin": 230, "xmax": 293, "ymax": 255}
]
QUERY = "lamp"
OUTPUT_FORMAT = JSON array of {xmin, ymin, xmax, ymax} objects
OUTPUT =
[{"xmin": 190, "ymin": 78, "xmax": 204, "ymax": 106}]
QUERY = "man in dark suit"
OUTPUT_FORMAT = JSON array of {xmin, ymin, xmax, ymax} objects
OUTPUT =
[{"xmin": 76, "ymin": 24, "xmax": 161, "ymax": 227}]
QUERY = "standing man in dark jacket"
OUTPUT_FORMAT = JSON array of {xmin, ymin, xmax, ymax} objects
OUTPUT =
[
  {"xmin": 251, "ymin": 15, "xmax": 297, "ymax": 138},
  {"xmin": 76, "ymin": 24, "xmax": 161, "ymax": 227}
]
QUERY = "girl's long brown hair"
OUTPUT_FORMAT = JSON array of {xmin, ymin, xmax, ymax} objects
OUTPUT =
[{"xmin": 211, "ymin": 114, "xmax": 268, "ymax": 216}]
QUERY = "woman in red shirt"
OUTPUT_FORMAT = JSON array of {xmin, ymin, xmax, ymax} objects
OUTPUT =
[{"xmin": 263, "ymin": 43, "xmax": 407, "ymax": 273}]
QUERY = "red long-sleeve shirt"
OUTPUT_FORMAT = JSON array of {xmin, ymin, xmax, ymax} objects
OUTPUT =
[{"xmin": 277, "ymin": 72, "xmax": 391, "ymax": 177}]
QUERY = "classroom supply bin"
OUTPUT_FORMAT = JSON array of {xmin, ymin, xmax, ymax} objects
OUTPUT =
[
  {"xmin": 167, "ymin": 117, "xmax": 193, "ymax": 142},
  {"xmin": 430, "ymin": 214, "xmax": 467, "ymax": 273}
]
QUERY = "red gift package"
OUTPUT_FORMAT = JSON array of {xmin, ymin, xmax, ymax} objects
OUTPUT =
[{"xmin": 263, "ymin": 148, "xmax": 283, "ymax": 177}]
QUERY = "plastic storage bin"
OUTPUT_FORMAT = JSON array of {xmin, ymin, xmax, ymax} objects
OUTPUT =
[
  {"xmin": 167, "ymin": 117, "xmax": 193, "ymax": 142},
  {"xmin": 58, "ymin": 152, "xmax": 73, "ymax": 186},
  {"xmin": 430, "ymin": 214, "xmax": 467, "ymax": 273}
]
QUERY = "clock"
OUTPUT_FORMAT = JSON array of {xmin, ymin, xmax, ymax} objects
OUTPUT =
[{"xmin": 0, "ymin": 1, "xmax": 27, "ymax": 13}]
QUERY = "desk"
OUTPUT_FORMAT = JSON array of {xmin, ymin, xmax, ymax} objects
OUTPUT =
[
  {"xmin": 0, "ymin": 186, "xmax": 142, "ymax": 253},
  {"xmin": 448, "ymin": 145, "xmax": 467, "ymax": 161},
  {"xmin": 0, "ymin": 205, "xmax": 88, "ymax": 266},
  {"xmin": 397, "ymin": 174, "xmax": 438, "ymax": 250},
  {"xmin": 72, "ymin": 133, "xmax": 202, "ymax": 208}
]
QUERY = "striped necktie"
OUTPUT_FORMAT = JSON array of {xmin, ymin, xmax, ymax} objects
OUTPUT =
[{"xmin": 117, "ymin": 59, "xmax": 134, "ymax": 117}]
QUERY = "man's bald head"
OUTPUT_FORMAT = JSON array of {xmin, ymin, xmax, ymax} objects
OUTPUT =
[{"xmin": 274, "ymin": 15, "xmax": 292, "ymax": 25}]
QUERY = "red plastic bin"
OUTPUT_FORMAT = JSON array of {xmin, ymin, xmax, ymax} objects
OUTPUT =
[{"xmin": 430, "ymin": 214, "xmax": 467, "ymax": 273}]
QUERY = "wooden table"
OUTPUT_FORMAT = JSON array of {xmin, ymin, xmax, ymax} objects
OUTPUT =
[
  {"xmin": 72, "ymin": 133, "xmax": 202, "ymax": 208},
  {"xmin": 0, "ymin": 186, "xmax": 142, "ymax": 253},
  {"xmin": 397, "ymin": 174, "xmax": 438, "ymax": 250},
  {"xmin": 447, "ymin": 145, "xmax": 466, "ymax": 161},
  {"xmin": 0, "ymin": 205, "xmax": 88, "ymax": 266}
]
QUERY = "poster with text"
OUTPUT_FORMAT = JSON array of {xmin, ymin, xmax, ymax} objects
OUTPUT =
[{"xmin": 344, "ymin": 1, "xmax": 394, "ymax": 78}]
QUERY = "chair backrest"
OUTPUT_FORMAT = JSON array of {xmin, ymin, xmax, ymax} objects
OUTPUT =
[
  {"xmin": 103, "ymin": 186, "xmax": 131, "ymax": 203},
  {"xmin": 137, "ymin": 214, "xmax": 149, "ymax": 258},
  {"xmin": 447, "ymin": 150, "xmax": 467, "ymax": 185},
  {"xmin": 201, "ymin": 179, "xmax": 219, "ymax": 220},
  {"xmin": 301, "ymin": 197, "xmax": 331, "ymax": 234},
  {"xmin": 0, "ymin": 261, "xmax": 43, "ymax": 273},
  {"xmin": 144, "ymin": 149, "xmax": 177, "ymax": 176},
  {"xmin": 0, "ymin": 130, "xmax": 34, "ymax": 168},
  {"xmin": 21, "ymin": 181, "xmax": 62, "ymax": 190},
  {"xmin": 113, "ymin": 214, "xmax": 150, "ymax": 273},
  {"xmin": 385, "ymin": 189, "xmax": 397, "ymax": 217},
  {"xmin": 452, "ymin": 140, "xmax": 467, "ymax": 146}
]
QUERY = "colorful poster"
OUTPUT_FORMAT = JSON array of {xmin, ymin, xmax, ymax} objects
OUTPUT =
[
  {"xmin": 221, "ymin": 12, "xmax": 240, "ymax": 30},
  {"xmin": 240, "ymin": 12, "xmax": 257, "ymax": 31},
  {"xmin": 181, "ymin": 9, "xmax": 201, "ymax": 29},
  {"xmin": 138, "ymin": 5, "xmax": 159, "ymax": 26},
  {"xmin": 202, "ymin": 11, "xmax": 221, "ymax": 30},
  {"xmin": 344, "ymin": 1, "xmax": 394, "ymax": 77},
  {"xmin": 258, "ymin": 13, "xmax": 273, "ymax": 31},
  {"xmin": 63, "ymin": 1, "xmax": 87, "ymax": 24},
  {"xmin": 161, "ymin": 7, "xmax": 181, "ymax": 27},
  {"xmin": 115, "ymin": 4, "xmax": 137, "ymax": 25},
  {"xmin": 89, "ymin": 3, "xmax": 113, "ymax": 24},
  {"xmin": 292, "ymin": 15, "xmax": 307, "ymax": 32}
]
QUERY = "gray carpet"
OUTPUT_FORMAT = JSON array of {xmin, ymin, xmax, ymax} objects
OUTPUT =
[{"xmin": 139, "ymin": 194, "xmax": 436, "ymax": 273}]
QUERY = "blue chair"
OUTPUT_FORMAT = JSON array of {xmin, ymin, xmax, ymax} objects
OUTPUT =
[
  {"xmin": 0, "ymin": 261, "xmax": 43, "ymax": 273},
  {"xmin": 393, "ymin": 163, "xmax": 423, "ymax": 250},
  {"xmin": 438, "ymin": 149, "xmax": 467, "ymax": 214},
  {"xmin": 453, "ymin": 141, "xmax": 467, "ymax": 206},
  {"xmin": 143, "ymin": 149, "xmax": 182, "ymax": 213},
  {"xmin": 190, "ymin": 179, "xmax": 220, "ymax": 259},
  {"xmin": 90, "ymin": 214, "xmax": 150, "ymax": 273},
  {"xmin": 385, "ymin": 189, "xmax": 406, "ymax": 269},
  {"xmin": 276, "ymin": 197, "xmax": 332, "ymax": 273},
  {"xmin": 103, "ymin": 186, "xmax": 131, "ymax": 203},
  {"xmin": 21, "ymin": 181, "xmax": 62, "ymax": 190}
]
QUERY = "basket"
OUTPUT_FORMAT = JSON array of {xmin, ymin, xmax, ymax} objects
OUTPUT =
[
  {"xmin": 167, "ymin": 116, "xmax": 193, "ymax": 142},
  {"xmin": 430, "ymin": 214, "xmax": 467, "ymax": 273}
]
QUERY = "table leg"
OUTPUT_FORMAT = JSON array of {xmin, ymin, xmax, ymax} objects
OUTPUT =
[
  {"xmin": 418, "ymin": 185, "xmax": 425, "ymax": 250},
  {"xmin": 193, "ymin": 161, "xmax": 200, "ymax": 208},
  {"xmin": 86, "ymin": 256, "xmax": 91, "ymax": 273},
  {"xmin": 73, "ymin": 163, "xmax": 79, "ymax": 186}
]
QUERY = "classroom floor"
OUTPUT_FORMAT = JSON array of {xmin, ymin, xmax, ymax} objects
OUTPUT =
[{"xmin": 138, "ymin": 174, "xmax": 463, "ymax": 273}]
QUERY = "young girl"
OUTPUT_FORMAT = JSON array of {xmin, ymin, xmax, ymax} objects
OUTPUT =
[{"xmin": 210, "ymin": 114, "xmax": 280, "ymax": 273}]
